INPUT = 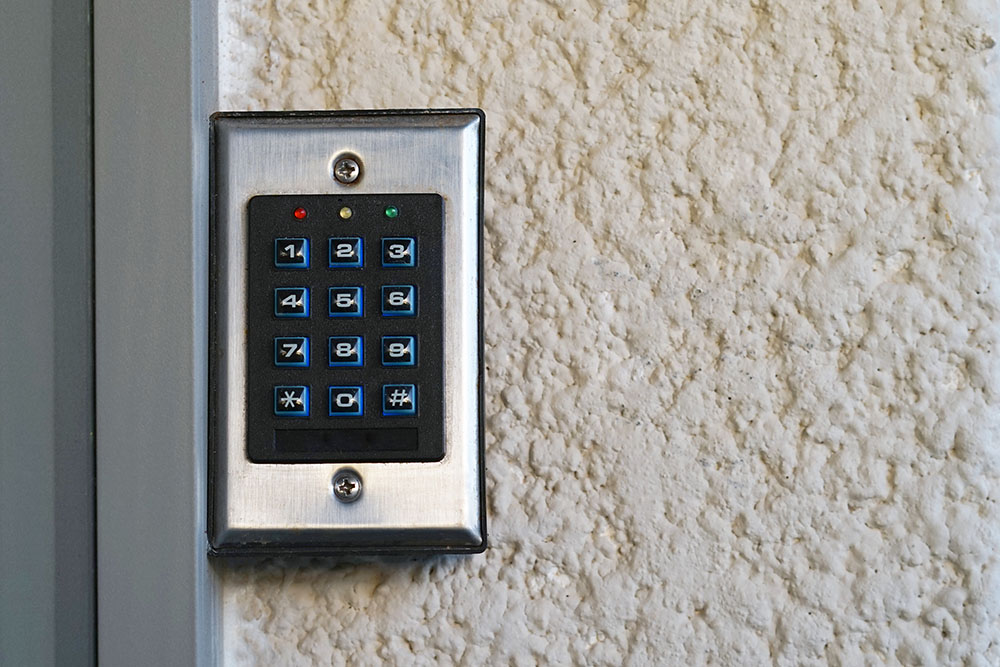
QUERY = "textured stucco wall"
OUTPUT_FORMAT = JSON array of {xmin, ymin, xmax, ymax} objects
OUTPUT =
[{"xmin": 218, "ymin": 1, "xmax": 1000, "ymax": 664}]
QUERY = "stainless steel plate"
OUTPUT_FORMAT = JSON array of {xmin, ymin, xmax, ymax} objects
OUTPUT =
[{"xmin": 209, "ymin": 110, "xmax": 484, "ymax": 554}]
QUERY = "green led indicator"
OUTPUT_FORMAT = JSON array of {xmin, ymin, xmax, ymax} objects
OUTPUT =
[{"xmin": 384, "ymin": 206, "xmax": 399, "ymax": 219}]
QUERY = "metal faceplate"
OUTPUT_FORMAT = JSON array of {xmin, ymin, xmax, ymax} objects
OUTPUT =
[{"xmin": 209, "ymin": 110, "xmax": 485, "ymax": 555}]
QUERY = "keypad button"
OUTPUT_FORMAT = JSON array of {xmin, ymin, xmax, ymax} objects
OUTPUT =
[
  {"xmin": 274, "ymin": 385, "xmax": 309, "ymax": 417},
  {"xmin": 381, "ymin": 237, "xmax": 416, "ymax": 267},
  {"xmin": 328, "ymin": 286, "xmax": 363, "ymax": 317},
  {"xmin": 274, "ymin": 336, "xmax": 309, "ymax": 367},
  {"xmin": 328, "ymin": 336, "xmax": 363, "ymax": 367},
  {"xmin": 329, "ymin": 386, "xmax": 363, "ymax": 416},
  {"xmin": 382, "ymin": 384, "xmax": 416, "ymax": 416},
  {"xmin": 274, "ymin": 287, "xmax": 309, "ymax": 318},
  {"xmin": 328, "ymin": 237, "xmax": 363, "ymax": 268},
  {"xmin": 381, "ymin": 285, "xmax": 416, "ymax": 317},
  {"xmin": 381, "ymin": 336, "xmax": 416, "ymax": 366},
  {"xmin": 274, "ymin": 238, "xmax": 309, "ymax": 268}
]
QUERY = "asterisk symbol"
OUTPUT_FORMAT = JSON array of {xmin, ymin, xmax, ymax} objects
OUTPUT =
[{"xmin": 279, "ymin": 391, "xmax": 300, "ymax": 409}]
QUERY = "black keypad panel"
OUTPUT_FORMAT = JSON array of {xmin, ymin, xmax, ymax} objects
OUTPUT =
[{"xmin": 246, "ymin": 194, "xmax": 444, "ymax": 463}]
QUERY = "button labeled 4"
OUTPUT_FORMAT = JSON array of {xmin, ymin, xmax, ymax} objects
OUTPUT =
[{"xmin": 274, "ymin": 287, "xmax": 309, "ymax": 317}]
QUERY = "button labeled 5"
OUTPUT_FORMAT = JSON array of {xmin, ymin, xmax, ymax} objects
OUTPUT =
[{"xmin": 328, "ymin": 287, "xmax": 363, "ymax": 317}]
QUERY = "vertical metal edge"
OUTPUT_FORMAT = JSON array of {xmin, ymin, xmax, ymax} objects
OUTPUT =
[
  {"xmin": 1, "ymin": 0, "xmax": 96, "ymax": 664},
  {"xmin": 475, "ymin": 110, "xmax": 488, "ymax": 552},
  {"xmin": 94, "ymin": 0, "xmax": 218, "ymax": 664},
  {"xmin": 52, "ymin": 0, "xmax": 97, "ymax": 662}
]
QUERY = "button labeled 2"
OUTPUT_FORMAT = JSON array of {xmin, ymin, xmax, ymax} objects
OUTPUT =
[{"xmin": 329, "ymin": 237, "xmax": 362, "ymax": 268}]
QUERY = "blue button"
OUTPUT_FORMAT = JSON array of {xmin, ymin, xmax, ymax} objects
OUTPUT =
[
  {"xmin": 329, "ymin": 237, "xmax": 363, "ymax": 268},
  {"xmin": 328, "ymin": 336, "xmax": 363, "ymax": 367},
  {"xmin": 328, "ymin": 286, "xmax": 363, "ymax": 317},
  {"xmin": 382, "ymin": 384, "xmax": 416, "ymax": 416},
  {"xmin": 275, "ymin": 238, "xmax": 309, "ymax": 268},
  {"xmin": 381, "ymin": 336, "xmax": 416, "ymax": 366},
  {"xmin": 381, "ymin": 285, "xmax": 416, "ymax": 317},
  {"xmin": 381, "ymin": 237, "xmax": 416, "ymax": 267},
  {"xmin": 329, "ymin": 386, "xmax": 363, "ymax": 416},
  {"xmin": 274, "ymin": 287, "xmax": 309, "ymax": 318},
  {"xmin": 274, "ymin": 385, "xmax": 309, "ymax": 417},
  {"xmin": 274, "ymin": 336, "xmax": 309, "ymax": 367}
]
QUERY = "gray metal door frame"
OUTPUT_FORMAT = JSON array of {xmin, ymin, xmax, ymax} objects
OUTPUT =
[
  {"xmin": 5, "ymin": 0, "xmax": 221, "ymax": 661},
  {"xmin": 94, "ymin": 0, "xmax": 219, "ymax": 664},
  {"xmin": 1, "ymin": 0, "xmax": 95, "ymax": 664}
]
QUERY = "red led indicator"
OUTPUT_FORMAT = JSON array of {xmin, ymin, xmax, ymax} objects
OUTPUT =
[{"xmin": 293, "ymin": 207, "xmax": 307, "ymax": 220}]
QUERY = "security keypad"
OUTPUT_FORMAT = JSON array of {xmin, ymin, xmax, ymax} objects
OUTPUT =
[{"xmin": 247, "ymin": 194, "xmax": 444, "ymax": 463}]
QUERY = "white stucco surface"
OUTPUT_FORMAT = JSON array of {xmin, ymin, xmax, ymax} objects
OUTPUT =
[{"xmin": 218, "ymin": 1, "xmax": 1000, "ymax": 664}]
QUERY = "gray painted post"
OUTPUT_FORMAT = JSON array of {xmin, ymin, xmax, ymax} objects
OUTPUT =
[{"xmin": 94, "ymin": 0, "xmax": 219, "ymax": 663}]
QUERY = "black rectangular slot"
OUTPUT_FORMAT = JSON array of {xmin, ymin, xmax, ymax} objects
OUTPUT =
[{"xmin": 273, "ymin": 428, "xmax": 418, "ymax": 457}]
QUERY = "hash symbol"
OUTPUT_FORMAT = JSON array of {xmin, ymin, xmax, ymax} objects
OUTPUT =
[
  {"xmin": 279, "ymin": 390, "xmax": 301, "ymax": 409},
  {"xmin": 387, "ymin": 388, "xmax": 410, "ymax": 407}
]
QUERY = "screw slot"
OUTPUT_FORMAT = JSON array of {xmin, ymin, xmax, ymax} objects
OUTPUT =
[
  {"xmin": 332, "ymin": 154, "xmax": 362, "ymax": 185},
  {"xmin": 332, "ymin": 469, "xmax": 362, "ymax": 503}
]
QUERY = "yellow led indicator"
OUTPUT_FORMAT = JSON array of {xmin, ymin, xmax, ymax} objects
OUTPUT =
[{"xmin": 339, "ymin": 207, "xmax": 353, "ymax": 219}]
